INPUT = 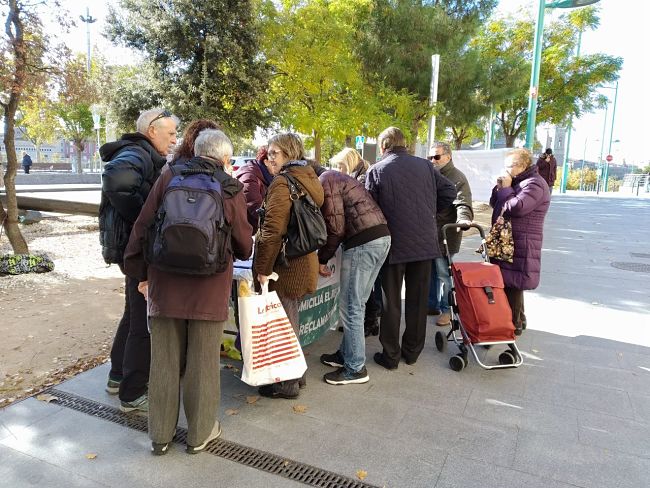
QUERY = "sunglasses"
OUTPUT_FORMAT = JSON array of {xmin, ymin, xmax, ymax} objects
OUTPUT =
[
  {"xmin": 428, "ymin": 154, "xmax": 443, "ymax": 161},
  {"xmin": 148, "ymin": 110, "xmax": 172, "ymax": 127}
]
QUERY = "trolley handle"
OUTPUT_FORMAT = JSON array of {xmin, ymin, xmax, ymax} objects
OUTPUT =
[{"xmin": 442, "ymin": 222, "xmax": 486, "ymax": 240}]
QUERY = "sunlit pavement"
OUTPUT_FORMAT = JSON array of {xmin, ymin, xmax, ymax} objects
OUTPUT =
[{"xmin": 1, "ymin": 193, "xmax": 649, "ymax": 488}]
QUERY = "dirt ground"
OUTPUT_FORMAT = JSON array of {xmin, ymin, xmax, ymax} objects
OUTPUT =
[
  {"xmin": 0, "ymin": 204, "xmax": 493, "ymax": 408},
  {"xmin": 0, "ymin": 214, "xmax": 124, "ymax": 406}
]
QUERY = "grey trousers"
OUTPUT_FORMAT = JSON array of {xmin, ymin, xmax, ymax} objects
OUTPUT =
[{"xmin": 148, "ymin": 317, "xmax": 224, "ymax": 447}]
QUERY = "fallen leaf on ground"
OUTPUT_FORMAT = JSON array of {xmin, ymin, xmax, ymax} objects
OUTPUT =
[
  {"xmin": 246, "ymin": 395, "xmax": 260, "ymax": 404},
  {"xmin": 356, "ymin": 469, "xmax": 368, "ymax": 480},
  {"xmin": 36, "ymin": 393, "xmax": 58, "ymax": 403},
  {"xmin": 85, "ymin": 453, "xmax": 97, "ymax": 460},
  {"xmin": 224, "ymin": 364, "xmax": 234, "ymax": 370},
  {"xmin": 292, "ymin": 405, "xmax": 307, "ymax": 414},
  {"xmin": 225, "ymin": 409, "xmax": 239, "ymax": 416}
]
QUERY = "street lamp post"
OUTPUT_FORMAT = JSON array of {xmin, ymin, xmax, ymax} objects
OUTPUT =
[
  {"xmin": 525, "ymin": 0, "xmax": 600, "ymax": 150},
  {"xmin": 90, "ymin": 105, "xmax": 102, "ymax": 173},
  {"xmin": 603, "ymin": 81, "xmax": 619, "ymax": 191}
]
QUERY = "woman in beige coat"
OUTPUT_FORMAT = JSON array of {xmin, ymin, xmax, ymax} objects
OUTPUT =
[{"xmin": 254, "ymin": 133, "xmax": 324, "ymax": 399}]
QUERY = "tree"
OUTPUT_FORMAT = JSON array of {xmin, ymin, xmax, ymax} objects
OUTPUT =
[
  {"xmin": 0, "ymin": 0, "xmax": 56, "ymax": 254},
  {"xmin": 357, "ymin": 0, "xmax": 497, "ymax": 151},
  {"xmin": 54, "ymin": 54, "xmax": 103, "ymax": 173},
  {"xmin": 473, "ymin": 7, "xmax": 622, "ymax": 147},
  {"xmin": 16, "ymin": 88, "xmax": 59, "ymax": 163},
  {"xmin": 435, "ymin": 47, "xmax": 490, "ymax": 149},
  {"xmin": 106, "ymin": 0, "xmax": 268, "ymax": 135},
  {"xmin": 260, "ymin": 0, "xmax": 396, "ymax": 162}
]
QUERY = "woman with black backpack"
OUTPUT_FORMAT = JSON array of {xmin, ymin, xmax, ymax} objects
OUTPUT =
[{"xmin": 253, "ymin": 133, "xmax": 325, "ymax": 399}]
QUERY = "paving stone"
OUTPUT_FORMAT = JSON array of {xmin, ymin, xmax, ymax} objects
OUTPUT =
[
  {"xmin": 0, "ymin": 444, "xmax": 109, "ymax": 488},
  {"xmin": 434, "ymin": 453, "xmax": 584, "ymax": 488},
  {"xmin": 578, "ymin": 410, "xmax": 650, "ymax": 459},
  {"xmin": 523, "ymin": 374, "xmax": 635, "ymax": 420},
  {"xmin": 574, "ymin": 362, "xmax": 650, "ymax": 392},
  {"xmin": 514, "ymin": 430, "xmax": 650, "ymax": 488},
  {"xmin": 0, "ymin": 397, "xmax": 63, "ymax": 442},
  {"xmin": 462, "ymin": 389, "xmax": 579, "ymax": 440}
]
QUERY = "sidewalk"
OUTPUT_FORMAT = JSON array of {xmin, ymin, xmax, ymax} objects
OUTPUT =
[{"xmin": 1, "ymin": 194, "xmax": 649, "ymax": 488}]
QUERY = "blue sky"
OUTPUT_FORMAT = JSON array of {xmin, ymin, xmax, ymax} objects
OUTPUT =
[{"xmin": 58, "ymin": 0, "xmax": 649, "ymax": 166}]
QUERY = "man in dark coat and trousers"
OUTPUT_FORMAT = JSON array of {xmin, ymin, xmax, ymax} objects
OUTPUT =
[
  {"xmin": 99, "ymin": 108, "xmax": 178, "ymax": 412},
  {"xmin": 365, "ymin": 127, "xmax": 456, "ymax": 369}
]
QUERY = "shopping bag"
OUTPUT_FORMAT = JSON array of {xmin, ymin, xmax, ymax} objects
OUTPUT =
[
  {"xmin": 478, "ymin": 209, "xmax": 514, "ymax": 263},
  {"xmin": 239, "ymin": 276, "xmax": 307, "ymax": 386}
]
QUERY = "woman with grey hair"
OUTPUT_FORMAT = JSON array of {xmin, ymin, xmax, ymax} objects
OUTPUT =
[
  {"xmin": 253, "ymin": 132, "xmax": 324, "ymax": 399},
  {"xmin": 124, "ymin": 127, "xmax": 253, "ymax": 455}
]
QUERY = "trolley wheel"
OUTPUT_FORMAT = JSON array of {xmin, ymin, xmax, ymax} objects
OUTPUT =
[
  {"xmin": 435, "ymin": 331, "xmax": 446, "ymax": 352},
  {"xmin": 449, "ymin": 354, "xmax": 465, "ymax": 372},
  {"xmin": 499, "ymin": 351, "xmax": 516, "ymax": 365}
]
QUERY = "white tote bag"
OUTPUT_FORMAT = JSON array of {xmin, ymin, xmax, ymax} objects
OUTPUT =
[{"xmin": 239, "ymin": 277, "xmax": 307, "ymax": 387}]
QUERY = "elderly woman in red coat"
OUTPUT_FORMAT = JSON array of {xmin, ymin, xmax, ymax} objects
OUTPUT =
[{"xmin": 490, "ymin": 148, "xmax": 550, "ymax": 336}]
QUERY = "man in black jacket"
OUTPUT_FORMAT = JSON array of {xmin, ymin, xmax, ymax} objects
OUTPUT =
[
  {"xmin": 99, "ymin": 108, "xmax": 178, "ymax": 412},
  {"xmin": 366, "ymin": 127, "xmax": 456, "ymax": 369}
]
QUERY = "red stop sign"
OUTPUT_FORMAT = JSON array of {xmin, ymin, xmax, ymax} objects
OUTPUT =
[{"xmin": 606, "ymin": 154, "xmax": 613, "ymax": 162}]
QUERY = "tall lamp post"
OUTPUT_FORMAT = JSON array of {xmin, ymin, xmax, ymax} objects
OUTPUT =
[
  {"xmin": 525, "ymin": 0, "xmax": 600, "ymax": 151},
  {"xmin": 90, "ymin": 105, "xmax": 102, "ymax": 173}
]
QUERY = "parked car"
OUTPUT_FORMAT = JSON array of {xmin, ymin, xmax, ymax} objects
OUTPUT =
[{"xmin": 231, "ymin": 156, "xmax": 256, "ymax": 173}]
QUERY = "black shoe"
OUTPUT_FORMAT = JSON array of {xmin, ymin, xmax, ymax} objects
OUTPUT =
[
  {"xmin": 258, "ymin": 381, "xmax": 299, "ymax": 399},
  {"xmin": 427, "ymin": 308, "xmax": 441, "ymax": 316},
  {"xmin": 324, "ymin": 367, "xmax": 369, "ymax": 385},
  {"xmin": 320, "ymin": 351, "xmax": 344, "ymax": 368},
  {"xmin": 151, "ymin": 442, "xmax": 170, "ymax": 456},
  {"xmin": 298, "ymin": 372, "xmax": 307, "ymax": 389},
  {"xmin": 373, "ymin": 352, "xmax": 398, "ymax": 370}
]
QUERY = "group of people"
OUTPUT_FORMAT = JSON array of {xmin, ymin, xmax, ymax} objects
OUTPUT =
[{"xmin": 99, "ymin": 108, "xmax": 550, "ymax": 456}]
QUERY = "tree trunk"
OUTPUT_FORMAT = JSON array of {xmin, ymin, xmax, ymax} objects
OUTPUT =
[
  {"xmin": 505, "ymin": 134, "xmax": 516, "ymax": 148},
  {"xmin": 36, "ymin": 144, "xmax": 41, "ymax": 163},
  {"xmin": 313, "ymin": 130, "xmax": 321, "ymax": 164},
  {"xmin": 344, "ymin": 135, "xmax": 353, "ymax": 148},
  {"xmin": 1, "ymin": 0, "xmax": 29, "ymax": 254},
  {"xmin": 76, "ymin": 143, "xmax": 83, "ymax": 174}
]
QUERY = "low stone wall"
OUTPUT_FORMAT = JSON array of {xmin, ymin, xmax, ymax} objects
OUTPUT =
[{"xmin": 14, "ymin": 172, "xmax": 101, "ymax": 185}]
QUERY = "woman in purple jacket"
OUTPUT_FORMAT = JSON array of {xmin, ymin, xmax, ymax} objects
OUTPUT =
[
  {"xmin": 490, "ymin": 148, "xmax": 550, "ymax": 336},
  {"xmin": 235, "ymin": 146, "xmax": 277, "ymax": 233}
]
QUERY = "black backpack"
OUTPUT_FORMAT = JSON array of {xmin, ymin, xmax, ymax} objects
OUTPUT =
[
  {"xmin": 146, "ymin": 163, "xmax": 232, "ymax": 275},
  {"xmin": 281, "ymin": 173, "xmax": 327, "ymax": 258}
]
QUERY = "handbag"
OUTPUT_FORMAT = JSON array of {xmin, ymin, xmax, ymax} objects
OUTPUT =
[
  {"xmin": 281, "ymin": 173, "xmax": 327, "ymax": 258},
  {"xmin": 479, "ymin": 208, "xmax": 514, "ymax": 263},
  {"xmin": 238, "ymin": 277, "xmax": 307, "ymax": 386}
]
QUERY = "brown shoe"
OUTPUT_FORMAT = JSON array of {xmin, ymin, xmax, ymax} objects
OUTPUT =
[{"xmin": 436, "ymin": 312, "xmax": 451, "ymax": 327}]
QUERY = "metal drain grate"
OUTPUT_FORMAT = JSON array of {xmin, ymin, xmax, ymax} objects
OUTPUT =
[
  {"xmin": 611, "ymin": 262, "xmax": 650, "ymax": 274},
  {"xmin": 631, "ymin": 253, "xmax": 650, "ymax": 260},
  {"xmin": 47, "ymin": 389, "xmax": 378, "ymax": 488}
]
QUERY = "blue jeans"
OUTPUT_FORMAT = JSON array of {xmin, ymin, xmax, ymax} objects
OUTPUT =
[
  {"xmin": 434, "ymin": 256, "xmax": 453, "ymax": 314},
  {"xmin": 339, "ymin": 236, "xmax": 391, "ymax": 373}
]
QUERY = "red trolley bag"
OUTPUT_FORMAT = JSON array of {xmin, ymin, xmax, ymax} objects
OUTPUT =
[{"xmin": 451, "ymin": 262, "xmax": 515, "ymax": 343}]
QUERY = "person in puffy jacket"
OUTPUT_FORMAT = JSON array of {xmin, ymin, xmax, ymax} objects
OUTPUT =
[
  {"xmin": 365, "ymin": 127, "xmax": 455, "ymax": 370},
  {"xmin": 99, "ymin": 108, "xmax": 178, "ymax": 413},
  {"xmin": 235, "ymin": 146, "xmax": 276, "ymax": 233},
  {"xmin": 253, "ymin": 133, "xmax": 324, "ymax": 399},
  {"xmin": 316, "ymin": 168, "xmax": 390, "ymax": 385},
  {"xmin": 490, "ymin": 148, "xmax": 550, "ymax": 336},
  {"xmin": 124, "ymin": 128, "xmax": 253, "ymax": 455}
]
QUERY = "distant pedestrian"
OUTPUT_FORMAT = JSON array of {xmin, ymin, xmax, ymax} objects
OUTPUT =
[
  {"xmin": 124, "ymin": 128, "xmax": 253, "ymax": 455},
  {"xmin": 366, "ymin": 127, "xmax": 455, "ymax": 369},
  {"xmin": 22, "ymin": 152, "xmax": 32, "ymax": 174},
  {"xmin": 536, "ymin": 148, "xmax": 557, "ymax": 193},
  {"xmin": 316, "ymin": 167, "xmax": 391, "ymax": 385},
  {"xmin": 490, "ymin": 148, "xmax": 550, "ymax": 336},
  {"xmin": 99, "ymin": 108, "xmax": 178, "ymax": 413},
  {"xmin": 427, "ymin": 142, "xmax": 473, "ymax": 327}
]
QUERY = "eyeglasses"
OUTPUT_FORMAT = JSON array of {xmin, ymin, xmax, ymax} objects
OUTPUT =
[
  {"xmin": 268, "ymin": 149, "xmax": 284, "ymax": 159},
  {"xmin": 148, "ymin": 110, "xmax": 172, "ymax": 127},
  {"xmin": 428, "ymin": 154, "xmax": 443, "ymax": 161}
]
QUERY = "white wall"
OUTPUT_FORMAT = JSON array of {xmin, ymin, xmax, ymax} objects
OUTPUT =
[{"xmin": 452, "ymin": 149, "xmax": 510, "ymax": 203}]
